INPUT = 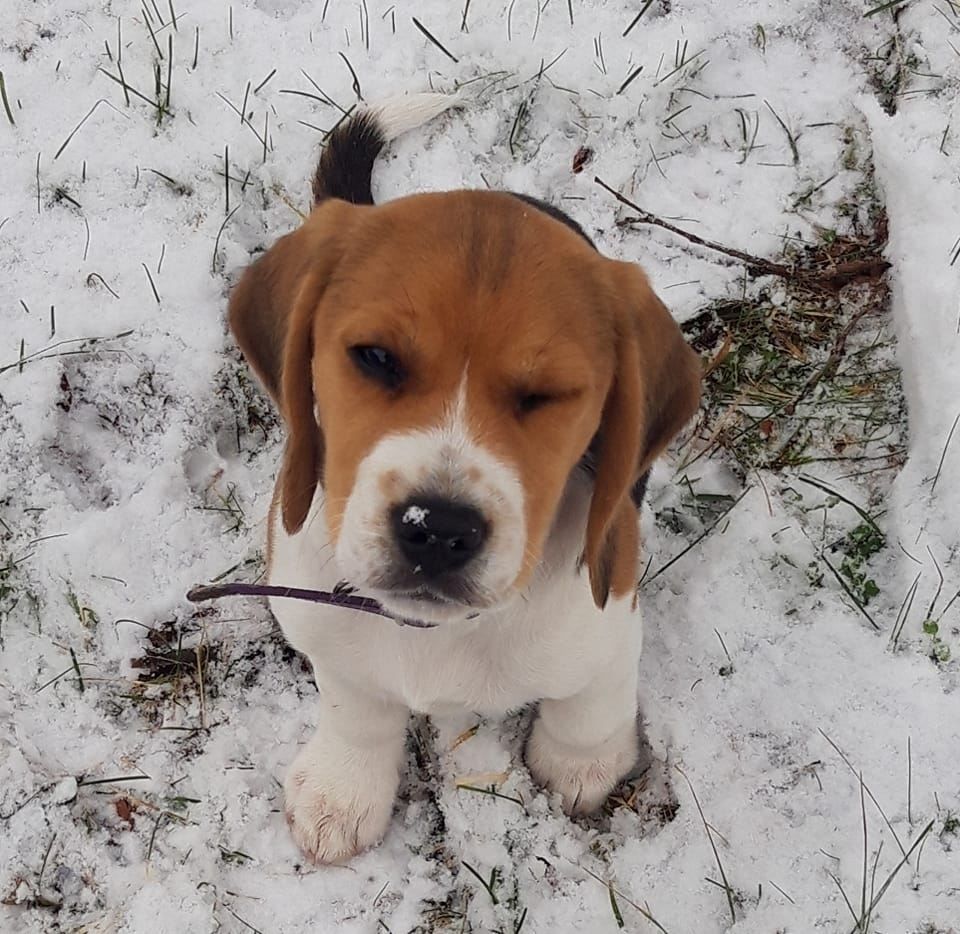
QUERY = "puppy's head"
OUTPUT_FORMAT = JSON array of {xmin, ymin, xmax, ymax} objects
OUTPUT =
[{"xmin": 230, "ymin": 192, "xmax": 700, "ymax": 624}]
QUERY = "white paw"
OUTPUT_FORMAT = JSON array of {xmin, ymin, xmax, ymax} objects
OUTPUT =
[
  {"xmin": 525, "ymin": 716, "xmax": 639, "ymax": 816},
  {"xmin": 283, "ymin": 737, "xmax": 398, "ymax": 864}
]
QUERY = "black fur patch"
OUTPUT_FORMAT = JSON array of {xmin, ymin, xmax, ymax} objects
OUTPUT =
[
  {"xmin": 312, "ymin": 111, "xmax": 386, "ymax": 206},
  {"xmin": 507, "ymin": 192, "xmax": 596, "ymax": 249}
]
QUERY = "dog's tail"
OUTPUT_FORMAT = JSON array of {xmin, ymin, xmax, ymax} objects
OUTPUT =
[{"xmin": 312, "ymin": 93, "xmax": 458, "ymax": 207}]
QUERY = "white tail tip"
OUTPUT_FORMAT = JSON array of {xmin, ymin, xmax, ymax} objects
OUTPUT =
[{"xmin": 368, "ymin": 92, "xmax": 461, "ymax": 143}]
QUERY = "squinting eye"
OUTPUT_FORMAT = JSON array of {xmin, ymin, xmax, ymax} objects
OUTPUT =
[
  {"xmin": 349, "ymin": 345, "xmax": 406, "ymax": 389},
  {"xmin": 516, "ymin": 392, "xmax": 553, "ymax": 416}
]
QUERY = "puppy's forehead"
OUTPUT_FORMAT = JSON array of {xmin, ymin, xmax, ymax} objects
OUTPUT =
[
  {"xmin": 327, "ymin": 191, "xmax": 614, "ymax": 350},
  {"xmin": 337, "ymin": 194, "xmax": 596, "ymax": 288}
]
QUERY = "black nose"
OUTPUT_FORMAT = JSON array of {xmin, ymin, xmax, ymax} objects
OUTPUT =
[{"xmin": 391, "ymin": 498, "xmax": 489, "ymax": 578}]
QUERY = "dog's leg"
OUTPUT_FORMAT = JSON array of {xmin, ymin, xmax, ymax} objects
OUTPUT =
[
  {"xmin": 525, "ymin": 660, "xmax": 639, "ymax": 816},
  {"xmin": 284, "ymin": 676, "xmax": 409, "ymax": 863}
]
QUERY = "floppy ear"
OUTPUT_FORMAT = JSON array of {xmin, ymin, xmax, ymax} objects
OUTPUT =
[
  {"xmin": 227, "ymin": 200, "xmax": 355, "ymax": 534},
  {"xmin": 584, "ymin": 262, "xmax": 702, "ymax": 608}
]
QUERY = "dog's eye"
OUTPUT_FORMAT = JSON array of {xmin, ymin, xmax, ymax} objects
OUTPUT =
[
  {"xmin": 349, "ymin": 345, "xmax": 405, "ymax": 389},
  {"xmin": 515, "ymin": 391, "xmax": 553, "ymax": 416}
]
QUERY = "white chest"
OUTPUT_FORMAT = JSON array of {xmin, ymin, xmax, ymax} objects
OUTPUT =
[{"xmin": 267, "ymin": 499, "xmax": 640, "ymax": 716}]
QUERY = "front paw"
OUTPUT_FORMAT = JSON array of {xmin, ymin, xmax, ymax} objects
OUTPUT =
[
  {"xmin": 525, "ymin": 716, "xmax": 639, "ymax": 816},
  {"xmin": 283, "ymin": 737, "xmax": 398, "ymax": 864}
]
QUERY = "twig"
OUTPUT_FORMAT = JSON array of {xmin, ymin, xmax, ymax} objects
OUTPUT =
[
  {"xmin": 676, "ymin": 766, "xmax": 736, "ymax": 923},
  {"xmin": 461, "ymin": 861, "xmax": 499, "ymax": 905},
  {"xmin": 820, "ymin": 551, "xmax": 880, "ymax": 630},
  {"xmin": 798, "ymin": 475, "xmax": 882, "ymax": 537},
  {"xmin": 642, "ymin": 487, "xmax": 751, "ymax": 585},
  {"xmin": 608, "ymin": 882, "xmax": 625, "ymax": 929},
  {"xmin": 211, "ymin": 205, "xmax": 239, "ymax": 274},
  {"xmin": 595, "ymin": 177, "xmax": 890, "ymax": 289},
  {"xmin": 338, "ymin": 51, "xmax": 362, "ymax": 100},
  {"xmin": 623, "ymin": 0, "xmax": 656, "ymax": 37},
  {"xmin": 924, "ymin": 546, "xmax": 945, "ymax": 621},
  {"xmin": 572, "ymin": 861, "xmax": 671, "ymax": 933},
  {"xmin": 141, "ymin": 263, "xmax": 161, "ymax": 304},
  {"xmin": 412, "ymin": 17, "xmax": 459, "ymax": 62},
  {"xmin": 186, "ymin": 581, "xmax": 435, "ymax": 629},
  {"xmin": 0, "ymin": 330, "xmax": 133, "ymax": 376},
  {"xmin": 456, "ymin": 784, "xmax": 525, "ymax": 806},
  {"xmin": 617, "ymin": 65, "xmax": 644, "ymax": 96},
  {"xmin": 907, "ymin": 736, "xmax": 912, "ymax": 825},
  {"xmin": 595, "ymin": 176, "xmax": 791, "ymax": 276},
  {"xmin": 819, "ymin": 730, "xmax": 907, "ymax": 859},
  {"xmin": 847, "ymin": 820, "xmax": 934, "ymax": 934},
  {"xmin": 859, "ymin": 772, "xmax": 869, "ymax": 925},
  {"xmin": 931, "ymin": 410, "xmax": 960, "ymax": 493},
  {"xmin": 890, "ymin": 571, "xmax": 921, "ymax": 649},
  {"xmin": 188, "ymin": 580, "xmax": 389, "ymax": 614},
  {"xmin": 69, "ymin": 648, "xmax": 85, "ymax": 693},
  {"xmin": 0, "ymin": 71, "xmax": 16, "ymax": 125}
]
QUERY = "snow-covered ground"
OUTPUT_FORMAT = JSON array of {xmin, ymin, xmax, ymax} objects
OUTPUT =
[{"xmin": 2, "ymin": 1, "xmax": 959, "ymax": 931}]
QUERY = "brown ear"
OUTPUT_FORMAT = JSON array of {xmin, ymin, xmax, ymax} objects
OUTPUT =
[
  {"xmin": 584, "ymin": 262, "xmax": 702, "ymax": 608},
  {"xmin": 227, "ymin": 200, "xmax": 355, "ymax": 534}
]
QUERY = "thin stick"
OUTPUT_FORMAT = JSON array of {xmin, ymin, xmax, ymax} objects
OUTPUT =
[
  {"xmin": 798, "ymin": 475, "xmax": 882, "ymax": 536},
  {"xmin": 764, "ymin": 100, "xmax": 799, "ymax": 165},
  {"xmin": 141, "ymin": 263, "xmax": 161, "ymax": 303},
  {"xmin": 165, "ymin": 33, "xmax": 173, "ymax": 111},
  {"xmin": 240, "ymin": 81, "xmax": 250, "ymax": 123},
  {"xmin": 596, "ymin": 176, "xmax": 792, "ymax": 277},
  {"xmin": 594, "ymin": 176, "xmax": 890, "ymax": 287},
  {"xmin": 0, "ymin": 71, "xmax": 15, "ymax": 125},
  {"xmin": 617, "ymin": 65, "xmax": 644, "ymax": 95},
  {"xmin": 339, "ymin": 51, "xmax": 362, "ymax": 99},
  {"xmin": 116, "ymin": 60, "xmax": 131, "ymax": 106},
  {"xmin": 572, "ymin": 861, "xmax": 671, "ymax": 933},
  {"xmin": 819, "ymin": 730, "xmax": 907, "ymax": 859},
  {"xmin": 907, "ymin": 736, "xmax": 912, "ymax": 825},
  {"xmin": 623, "ymin": 0, "xmax": 655, "ymax": 38},
  {"xmin": 847, "ymin": 820, "xmax": 934, "ymax": 934},
  {"xmin": 820, "ymin": 551, "xmax": 880, "ymax": 630},
  {"xmin": 211, "ymin": 204, "xmax": 239, "ymax": 274},
  {"xmin": 54, "ymin": 99, "xmax": 124, "ymax": 160},
  {"xmin": 412, "ymin": 17, "xmax": 459, "ymax": 62},
  {"xmin": 931, "ymin": 410, "xmax": 960, "ymax": 493},
  {"xmin": 186, "ymin": 581, "xmax": 433, "ymax": 629},
  {"xmin": 142, "ymin": 2, "xmax": 164, "ymax": 58},
  {"xmin": 859, "ymin": 772, "xmax": 868, "ymax": 925},
  {"xmin": 924, "ymin": 546, "xmax": 945, "ymax": 621},
  {"xmin": 254, "ymin": 69, "xmax": 276, "ymax": 94},
  {"xmin": 98, "ymin": 67, "xmax": 163, "ymax": 111},
  {"xmin": 187, "ymin": 580, "xmax": 388, "ymax": 613},
  {"xmin": 676, "ymin": 767, "xmax": 736, "ymax": 923},
  {"xmin": 891, "ymin": 571, "xmax": 921, "ymax": 648},
  {"xmin": 642, "ymin": 487, "xmax": 751, "ymax": 585}
]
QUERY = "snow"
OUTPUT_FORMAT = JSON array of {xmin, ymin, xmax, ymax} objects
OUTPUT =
[
  {"xmin": 1, "ymin": 1, "xmax": 959, "ymax": 932},
  {"xmin": 403, "ymin": 505, "xmax": 431, "ymax": 528}
]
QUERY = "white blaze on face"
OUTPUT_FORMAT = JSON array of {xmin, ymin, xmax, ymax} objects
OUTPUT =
[{"xmin": 334, "ymin": 377, "xmax": 526, "ymax": 622}]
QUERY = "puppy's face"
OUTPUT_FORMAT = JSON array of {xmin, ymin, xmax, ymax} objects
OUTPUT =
[{"xmin": 230, "ymin": 192, "xmax": 701, "ymax": 625}]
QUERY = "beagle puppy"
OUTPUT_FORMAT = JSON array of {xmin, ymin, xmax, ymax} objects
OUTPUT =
[{"xmin": 228, "ymin": 93, "xmax": 701, "ymax": 863}]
